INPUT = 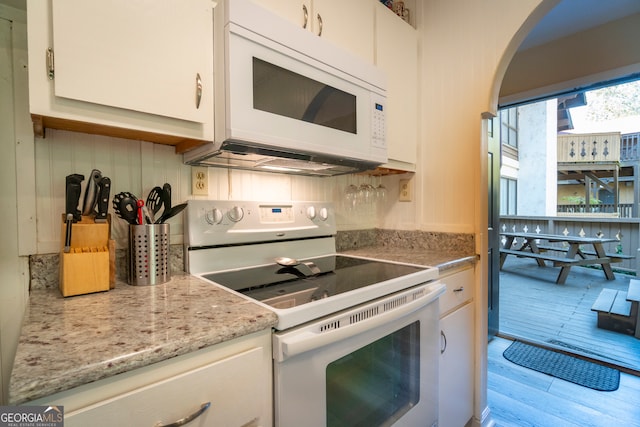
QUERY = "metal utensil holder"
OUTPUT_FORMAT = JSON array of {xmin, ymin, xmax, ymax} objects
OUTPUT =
[{"xmin": 128, "ymin": 223, "xmax": 170, "ymax": 286}]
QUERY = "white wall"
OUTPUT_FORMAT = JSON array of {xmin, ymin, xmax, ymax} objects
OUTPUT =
[
  {"xmin": 33, "ymin": 130, "xmax": 390, "ymax": 253},
  {"xmin": 516, "ymin": 100, "xmax": 558, "ymax": 216},
  {"xmin": 0, "ymin": 3, "xmax": 30, "ymax": 405}
]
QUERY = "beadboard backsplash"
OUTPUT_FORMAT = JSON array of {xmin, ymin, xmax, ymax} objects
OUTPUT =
[{"xmin": 31, "ymin": 129, "xmax": 404, "ymax": 254}]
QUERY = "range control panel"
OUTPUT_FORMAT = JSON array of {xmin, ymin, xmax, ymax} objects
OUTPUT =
[{"xmin": 184, "ymin": 200, "xmax": 336, "ymax": 248}]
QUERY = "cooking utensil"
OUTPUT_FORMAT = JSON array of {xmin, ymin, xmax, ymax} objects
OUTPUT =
[
  {"xmin": 162, "ymin": 183, "xmax": 172, "ymax": 211},
  {"xmin": 65, "ymin": 174, "xmax": 84, "ymax": 222},
  {"xmin": 275, "ymin": 256, "xmax": 321, "ymax": 276},
  {"xmin": 82, "ymin": 169, "xmax": 102, "ymax": 215},
  {"xmin": 113, "ymin": 192, "xmax": 139, "ymax": 225},
  {"xmin": 95, "ymin": 177, "xmax": 111, "ymax": 223},
  {"xmin": 146, "ymin": 186, "xmax": 164, "ymax": 219},
  {"xmin": 137, "ymin": 199, "xmax": 144, "ymax": 225},
  {"xmin": 156, "ymin": 202, "xmax": 187, "ymax": 223}
]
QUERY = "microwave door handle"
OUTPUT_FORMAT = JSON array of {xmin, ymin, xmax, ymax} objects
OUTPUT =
[{"xmin": 274, "ymin": 283, "xmax": 445, "ymax": 362}]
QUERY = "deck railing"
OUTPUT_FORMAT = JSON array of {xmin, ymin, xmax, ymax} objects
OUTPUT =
[
  {"xmin": 500, "ymin": 215, "xmax": 640, "ymax": 275},
  {"xmin": 557, "ymin": 203, "xmax": 634, "ymax": 218}
]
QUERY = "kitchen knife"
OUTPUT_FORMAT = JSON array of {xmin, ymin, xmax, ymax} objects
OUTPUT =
[
  {"xmin": 82, "ymin": 169, "xmax": 103, "ymax": 216},
  {"xmin": 94, "ymin": 176, "xmax": 111, "ymax": 223},
  {"xmin": 63, "ymin": 213, "xmax": 73, "ymax": 253},
  {"xmin": 65, "ymin": 174, "xmax": 84, "ymax": 222}
]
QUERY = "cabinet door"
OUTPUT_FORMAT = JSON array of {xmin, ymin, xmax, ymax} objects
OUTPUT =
[
  {"xmin": 254, "ymin": 0, "xmax": 374, "ymax": 62},
  {"xmin": 312, "ymin": 0, "xmax": 374, "ymax": 62},
  {"xmin": 51, "ymin": 0, "xmax": 213, "ymax": 123},
  {"xmin": 64, "ymin": 347, "xmax": 266, "ymax": 427},
  {"xmin": 375, "ymin": 3, "xmax": 417, "ymax": 170},
  {"xmin": 253, "ymin": 0, "xmax": 311, "ymax": 29},
  {"xmin": 439, "ymin": 303, "xmax": 474, "ymax": 427}
]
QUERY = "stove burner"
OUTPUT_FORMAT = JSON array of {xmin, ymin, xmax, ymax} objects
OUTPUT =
[{"xmin": 202, "ymin": 255, "xmax": 426, "ymax": 309}]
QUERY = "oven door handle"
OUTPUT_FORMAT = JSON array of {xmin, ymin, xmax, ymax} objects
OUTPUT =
[{"xmin": 274, "ymin": 282, "xmax": 445, "ymax": 362}]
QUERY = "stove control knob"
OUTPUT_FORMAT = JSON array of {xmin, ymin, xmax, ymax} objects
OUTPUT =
[
  {"xmin": 205, "ymin": 208, "xmax": 223, "ymax": 225},
  {"xmin": 319, "ymin": 207, "xmax": 329, "ymax": 221},
  {"xmin": 227, "ymin": 206, "xmax": 244, "ymax": 222},
  {"xmin": 306, "ymin": 206, "xmax": 316, "ymax": 220}
]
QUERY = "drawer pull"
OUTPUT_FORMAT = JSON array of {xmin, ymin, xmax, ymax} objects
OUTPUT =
[
  {"xmin": 440, "ymin": 330, "xmax": 447, "ymax": 354},
  {"xmin": 155, "ymin": 402, "xmax": 211, "ymax": 427},
  {"xmin": 316, "ymin": 13, "xmax": 323, "ymax": 36},
  {"xmin": 302, "ymin": 4, "xmax": 308, "ymax": 29},
  {"xmin": 453, "ymin": 286, "xmax": 464, "ymax": 293},
  {"xmin": 195, "ymin": 73, "xmax": 203, "ymax": 109}
]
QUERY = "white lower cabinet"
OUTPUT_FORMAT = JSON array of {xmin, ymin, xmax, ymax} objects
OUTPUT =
[
  {"xmin": 30, "ymin": 331, "xmax": 272, "ymax": 427},
  {"xmin": 438, "ymin": 268, "xmax": 474, "ymax": 427}
]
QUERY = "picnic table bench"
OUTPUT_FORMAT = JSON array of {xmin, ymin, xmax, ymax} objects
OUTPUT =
[
  {"xmin": 500, "ymin": 232, "xmax": 625, "ymax": 284},
  {"xmin": 591, "ymin": 279, "xmax": 640, "ymax": 338}
]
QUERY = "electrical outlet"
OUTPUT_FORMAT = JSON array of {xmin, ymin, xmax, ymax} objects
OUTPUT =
[
  {"xmin": 399, "ymin": 179, "xmax": 412, "ymax": 202},
  {"xmin": 191, "ymin": 166, "xmax": 209, "ymax": 196}
]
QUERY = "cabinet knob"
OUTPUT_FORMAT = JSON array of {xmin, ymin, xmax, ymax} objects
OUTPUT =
[
  {"xmin": 155, "ymin": 402, "xmax": 210, "ymax": 427},
  {"xmin": 195, "ymin": 73, "xmax": 202, "ymax": 109}
]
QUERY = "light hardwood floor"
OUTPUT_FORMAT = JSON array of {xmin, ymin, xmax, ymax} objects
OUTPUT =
[{"xmin": 488, "ymin": 336, "xmax": 640, "ymax": 427}]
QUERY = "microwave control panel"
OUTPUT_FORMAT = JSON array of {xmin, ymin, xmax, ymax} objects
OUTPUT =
[{"xmin": 371, "ymin": 93, "xmax": 386, "ymax": 149}]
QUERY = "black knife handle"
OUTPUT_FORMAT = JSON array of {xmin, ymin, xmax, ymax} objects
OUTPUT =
[
  {"xmin": 95, "ymin": 177, "xmax": 111, "ymax": 223},
  {"xmin": 65, "ymin": 174, "xmax": 84, "ymax": 222},
  {"xmin": 82, "ymin": 169, "xmax": 102, "ymax": 215}
]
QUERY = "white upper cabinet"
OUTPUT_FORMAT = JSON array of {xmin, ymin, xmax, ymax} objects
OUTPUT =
[
  {"xmin": 27, "ymin": 0, "xmax": 214, "ymax": 149},
  {"xmin": 253, "ymin": 0, "xmax": 375, "ymax": 63},
  {"xmin": 374, "ymin": 2, "xmax": 418, "ymax": 171}
]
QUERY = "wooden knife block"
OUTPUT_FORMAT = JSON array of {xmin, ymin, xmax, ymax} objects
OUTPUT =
[{"xmin": 59, "ymin": 215, "xmax": 114, "ymax": 297}]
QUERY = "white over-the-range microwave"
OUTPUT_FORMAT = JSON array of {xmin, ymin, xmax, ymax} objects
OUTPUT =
[{"xmin": 183, "ymin": 0, "xmax": 388, "ymax": 176}]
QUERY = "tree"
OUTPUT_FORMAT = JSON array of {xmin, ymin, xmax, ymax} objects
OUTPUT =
[{"xmin": 585, "ymin": 80, "xmax": 640, "ymax": 121}]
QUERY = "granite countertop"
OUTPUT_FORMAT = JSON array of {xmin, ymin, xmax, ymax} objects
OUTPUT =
[
  {"xmin": 341, "ymin": 247, "xmax": 477, "ymax": 274},
  {"xmin": 10, "ymin": 240, "xmax": 476, "ymax": 405},
  {"xmin": 8, "ymin": 273, "xmax": 277, "ymax": 405}
]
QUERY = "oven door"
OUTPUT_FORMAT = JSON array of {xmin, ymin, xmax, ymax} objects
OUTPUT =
[{"xmin": 273, "ymin": 282, "xmax": 444, "ymax": 427}]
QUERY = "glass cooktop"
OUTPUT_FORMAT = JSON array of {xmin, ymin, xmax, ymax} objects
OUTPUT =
[{"xmin": 202, "ymin": 255, "xmax": 427, "ymax": 309}]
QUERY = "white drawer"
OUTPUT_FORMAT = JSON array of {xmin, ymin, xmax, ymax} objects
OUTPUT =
[
  {"xmin": 439, "ymin": 267, "xmax": 474, "ymax": 316},
  {"xmin": 65, "ymin": 347, "xmax": 265, "ymax": 427}
]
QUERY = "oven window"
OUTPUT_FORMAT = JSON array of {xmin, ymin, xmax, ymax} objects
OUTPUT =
[
  {"xmin": 252, "ymin": 57, "xmax": 357, "ymax": 134},
  {"xmin": 326, "ymin": 321, "xmax": 420, "ymax": 427}
]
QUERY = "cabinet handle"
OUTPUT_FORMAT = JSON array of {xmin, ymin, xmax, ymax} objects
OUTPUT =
[
  {"xmin": 440, "ymin": 330, "xmax": 447, "ymax": 354},
  {"xmin": 316, "ymin": 13, "xmax": 323, "ymax": 36},
  {"xmin": 155, "ymin": 402, "xmax": 211, "ymax": 427},
  {"xmin": 453, "ymin": 286, "xmax": 464, "ymax": 293},
  {"xmin": 302, "ymin": 4, "xmax": 308, "ymax": 29},
  {"xmin": 46, "ymin": 47, "xmax": 55, "ymax": 80},
  {"xmin": 195, "ymin": 73, "xmax": 203, "ymax": 109}
]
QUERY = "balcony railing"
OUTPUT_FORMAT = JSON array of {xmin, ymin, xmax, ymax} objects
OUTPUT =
[
  {"xmin": 557, "ymin": 132, "xmax": 620, "ymax": 163},
  {"xmin": 500, "ymin": 215, "xmax": 640, "ymax": 275}
]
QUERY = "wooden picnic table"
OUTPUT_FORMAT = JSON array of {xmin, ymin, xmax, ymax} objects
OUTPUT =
[{"xmin": 499, "ymin": 232, "xmax": 628, "ymax": 284}]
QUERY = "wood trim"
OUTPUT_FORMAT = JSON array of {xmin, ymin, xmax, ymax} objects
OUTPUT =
[{"xmin": 31, "ymin": 114, "xmax": 209, "ymax": 154}]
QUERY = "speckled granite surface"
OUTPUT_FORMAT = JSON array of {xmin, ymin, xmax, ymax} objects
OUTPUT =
[
  {"xmin": 336, "ymin": 229, "xmax": 477, "ymax": 273},
  {"xmin": 15, "ymin": 228, "xmax": 476, "ymax": 405},
  {"xmin": 9, "ymin": 273, "xmax": 277, "ymax": 405}
]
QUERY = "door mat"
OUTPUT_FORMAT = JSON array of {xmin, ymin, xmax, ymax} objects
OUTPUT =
[{"xmin": 503, "ymin": 340, "xmax": 620, "ymax": 391}]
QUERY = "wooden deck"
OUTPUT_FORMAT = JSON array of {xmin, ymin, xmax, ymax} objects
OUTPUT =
[
  {"xmin": 499, "ymin": 256, "xmax": 640, "ymax": 372},
  {"xmin": 488, "ymin": 337, "xmax": 640, "ymax": 427}
]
